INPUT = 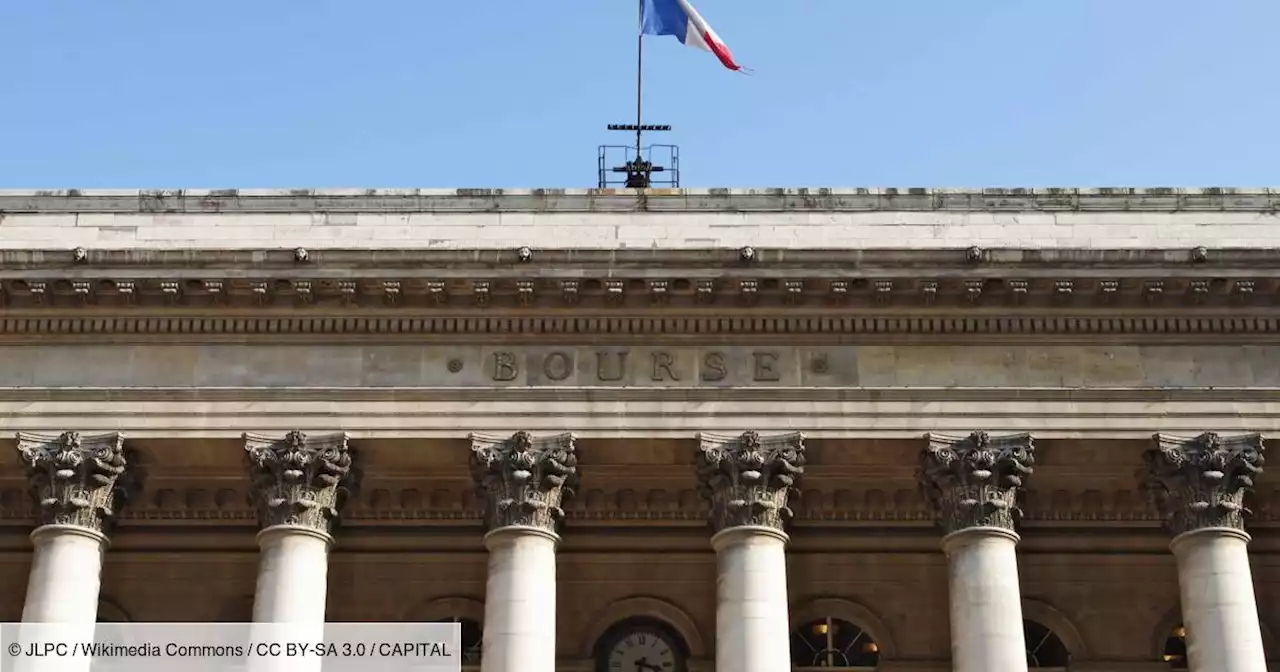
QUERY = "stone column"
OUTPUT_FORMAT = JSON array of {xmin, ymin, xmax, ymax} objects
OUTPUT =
[
  {"xmin": 695, "ymin": 431, "xmax": 805, "ymax": 672},
  {"xmin": 244, "ymin": 430, "xmax": 357, "ymax": 670},
  {"xmin": 16, "ymin": 431, "xmax": 139, "ymax": 624},
  {"xmin": 13, "ymin": 432, "xmax": 139, "ymax": 672},
  {"xmin": 1142, "ymin": 432, "xmax": 1267, "ymax": 672},
  {"xmin": 918, "ymin": 431, "xmax": 1036, "ymax": 672},
  {"xmin": 470, "ymin": 431, "xmax": 579, "ymax": 672}
]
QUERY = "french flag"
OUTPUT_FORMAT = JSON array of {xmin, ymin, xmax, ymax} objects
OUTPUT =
[{"xmin": 641, "ymin": 0, "xmax": 743, "ymax": 72}]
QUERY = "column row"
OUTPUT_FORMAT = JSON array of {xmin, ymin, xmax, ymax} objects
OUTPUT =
[
  {"xmin": 8, "ymin": 429, "xmax": 1269, "ymax": 672},
  {"xmin": 919, "ymin": 430, "xmax": 1269, "ymax": 672}
]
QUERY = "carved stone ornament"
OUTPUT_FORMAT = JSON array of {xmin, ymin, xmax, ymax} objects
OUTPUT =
[
  {"xmin": 918, "ymin": 431, "xmax": 1035, "ymax": 535},
  {"xmin": 16, "ymin": 431, "xmax": 140, "ymax": 534},
  {"xmin": 696, "ymin": 431, "xmax": 806, "ymax": 534},
  {"xmin": 469, "ymin": 431, "xmax": 580, "ymax": 534},
  {"xmin": 1141, "ymin": 432, "xmax": 1265, "ymax": 535},
  {"xmin": 243, "ymin": 431, "xmax": 358, "ymax": 534}
]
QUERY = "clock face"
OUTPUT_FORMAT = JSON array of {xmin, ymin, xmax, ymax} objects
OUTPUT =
[{"xmin": 602, "ymin": 626, "xmax": 683, "ymax": 672}]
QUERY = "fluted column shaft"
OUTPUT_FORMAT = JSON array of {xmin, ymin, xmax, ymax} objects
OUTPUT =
[
  {"xmin": 919, "ymin": 431, "xmax": 1036, "ymax": 672},
  {"xmin": 244, "ymin": 431, "xmax": 357, "ymax": 672},
  {"xmin": 697, "ymin": 431, "xmax": 805, "ymax": 672},
  {"xmin": 470, "ymin": 431, "xmax": 578, "ymax": 672},
  {"xmin": 1144, "ymin": 432, "xmax": 1267, "ymax": 672}
]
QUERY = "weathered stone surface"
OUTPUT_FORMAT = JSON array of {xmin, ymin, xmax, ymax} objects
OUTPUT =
[
  {"xmin": 244, "ymin": 431, "xmax": 359, "ymax": 534},
  {"xmin": 469, "ymin": 431, "xmax": 579, "ymax": 534},
  {"xmin": 15, "ymin": 431, "xmax": 140, "ymax": 534},
  {"xmin": 2, "ymin": 188, "xmax": 1279, "ymax": 250},
  {"xmin": 1142, "ymin": 432, "xmax": 1265, "ymax": 535},
  {"xmin": 696, "ymin": 431, "xmax": 806, "ymax": 534},
  {"xmin": 918, "ymin": 431, "xmax": 1035, "ymax": 535},
  {"xmin": 3, "ymin": 344, "xmax": 1280, "ymax": 389}
]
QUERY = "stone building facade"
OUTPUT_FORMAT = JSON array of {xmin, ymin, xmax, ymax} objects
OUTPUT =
[{"xmin": 0, "ymin": 187, "xmax": 1278, "ymax": 672}]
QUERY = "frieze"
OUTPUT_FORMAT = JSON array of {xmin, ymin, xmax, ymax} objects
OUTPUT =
[{"xmin": 481, "ymin": 348, "xmax": 813, "ymax": 387}]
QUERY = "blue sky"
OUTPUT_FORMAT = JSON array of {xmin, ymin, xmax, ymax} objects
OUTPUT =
[{"xmin": 3, "ymin": 0, "xmax": 1277, "ymax": 188}]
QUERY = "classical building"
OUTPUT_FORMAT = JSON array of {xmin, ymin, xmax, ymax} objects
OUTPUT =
[{"xmin": 0, "ymin": 187, "xmax": 1277, "ymax": 672}]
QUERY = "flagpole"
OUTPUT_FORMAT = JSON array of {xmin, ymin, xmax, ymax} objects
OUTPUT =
[{"xmin": 635, "ymin": 0, "xmax": 644, "ymax": 160}]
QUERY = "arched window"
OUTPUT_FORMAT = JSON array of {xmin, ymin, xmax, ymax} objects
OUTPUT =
[
  {"xmin": 1025, "ymin": 619, "xmax": 1071, "ymax": 668},
  {"xmin": 790, "ymin": 617, "xmax": 880, "ymax": 669},
  {"xmin": 429, "ymin": 616, "xmax": 482, "ymax": 668},
  {"xmin": 1161, "ymin": 624, "xmax": 1188, "ymax": 669}
]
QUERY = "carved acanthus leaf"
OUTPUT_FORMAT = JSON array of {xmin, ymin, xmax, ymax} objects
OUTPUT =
[
  {"xmin": 16, "ymin": 431, "xmax": 140, "ymax": 534},
  {"xmin": 917, "ymin": 431, "xmax": 1035, "ymax": 535},
  {"xmin": 1141, "ymin": 432, "xmax": 1265, "ymax": 535},
  {"xmin": 469, "ymin": 431, "xmax": 579, "ymax": 534},
  {"xmin": 695, "ymin": 431, "xmax": 806, "ymax": 534},
  {"xmin": 243, "ymin": 431, "xmax": 358, "ymax": 534}
]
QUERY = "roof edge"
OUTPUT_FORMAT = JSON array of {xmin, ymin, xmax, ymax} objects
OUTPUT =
[{"xmin": 2, "ymin": 187, "xmax": 1278, "ymax": 214}]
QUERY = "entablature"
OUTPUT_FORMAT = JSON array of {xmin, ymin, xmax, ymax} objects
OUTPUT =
[{"xmin": 0, "ymin": 248, "xmax": 1278, "ymax": 340}]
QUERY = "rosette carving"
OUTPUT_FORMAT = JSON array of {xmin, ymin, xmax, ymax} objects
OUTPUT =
[
  {"xmin": 918, "ymin": 431, "xmax": 1035, "ymax": 534},
  {"xmin": 469, "ymin": 431, "xmax": 579, "ymax": 533},
  {"xmin": 1142, "ymin": 432, "xmax": 1265, "ymax": 535},
  {"xmin": 16, "ymin": 431, "xmax": 140, "ymax": 534},
  {"xmin": 695, "ymin": 431, "xmax": 806, "ymax": 534},
  {"xmin": 243, "ymin": 431, "xmax": 358, "ymax": 534}
]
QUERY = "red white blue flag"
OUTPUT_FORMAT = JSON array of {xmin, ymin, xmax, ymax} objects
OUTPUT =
[{"xmin": 641, "ymin": 0, "xmax": 743, "ymax": 72}]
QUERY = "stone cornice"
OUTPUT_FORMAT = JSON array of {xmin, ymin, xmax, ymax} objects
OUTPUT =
[
  {"xmin": 2, "ymin": 187, "xmax": 1278, "ymax": 213},
  {"xmin": 0, "ymin": 248, "xmax": 1278, "ymax": 328}
]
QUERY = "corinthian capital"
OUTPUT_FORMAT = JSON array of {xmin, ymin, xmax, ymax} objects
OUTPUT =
[
  {"xmin": 243, "ymin": 431, "xmax": 358, "ymax": 534},
  {"xmin": 469, "ymin": 431, "xmax": 579, "ymax": 534},
  {"xmin": 16, "ymin": 431, "xmax": 141, "ymax": 534},
  {"xmin": 918, "ymin": 431, "xmax": 1035, "ymax": 535},
  {"xmin": 1142, "ymin": 432, "xmax": 1265, "ymax": 536},
  {"xmin": 696, "ymin": 431, "xmax": 806, "ymax": 534}
]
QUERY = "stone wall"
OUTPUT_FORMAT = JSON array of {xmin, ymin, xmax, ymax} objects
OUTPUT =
[{"xmin": 2, "ymin": 188, "xmax": 1279, "ymax": 250}]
